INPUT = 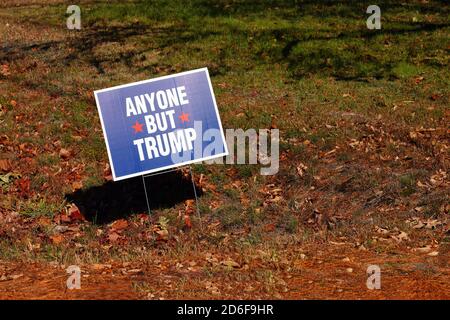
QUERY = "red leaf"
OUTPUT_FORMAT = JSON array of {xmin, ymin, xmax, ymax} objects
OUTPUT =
[
  {"xmin": 108, "ymin": 232, "xmax": 120, "ymax": 242},
  {"xmin": 264, "ymin": 223, "xmax": 276, "ymax": 232},
  {"xmin": 103, "ymin": 164, "xmax": 113, "ymax": 181},
  {"xmin": 17, "ymin": 177, "xmax": 30, "ymax": 197},
  {"xmin": 59, "ymin": 148, "xmax": 71, "ymax": 160},
  {"xmin": 0, "ymin": 159, "xmax": 12, "ymax": 172},
  {"xmin": 68, "ymin": 204, "xmax": 85, "ymax": 221},
  {"xmin": 50, "ymin": 234, "xmax": 64, "ymax": 244},
  {"xmin": 110, "ymin": 219, "xmax": 128, "ymax": 232},
  {"xmin": 184, "ymin": 214, "xmax": 192, "ymax": 228}
]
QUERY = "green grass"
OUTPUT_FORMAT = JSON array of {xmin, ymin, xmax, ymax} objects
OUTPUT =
[
  {"xmin": 37, "ymin": 154, "xmax": 59, "ymax": 167},
  {"xmin": 399, "ymin": 173, "xmax": 416, "ymax": 191},
  {"xmin": 0, "ymin": 0, "xmax": 448, "ymax": 262},
  {"xmin": 213, "ymin": 203, "xmax": 246, "ymax": 229},
  {"xmin": 19, "ymin": 197, "xmax": 65, "ymax": 219}
]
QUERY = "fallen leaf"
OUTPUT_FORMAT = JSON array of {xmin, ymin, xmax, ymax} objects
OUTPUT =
[
  {"xmin": 128, "ymin": 269, "xmax": 142, "ymax": 274},
  {"xmin": 296, "ymin": 163, "xmax": 308, "ymax": 177},
  {"xmin": 184, "ymin": 214, "xmax": 192, "ymax": 228},
  {"xmin": 342, "ymin": 257, "xmax": 351, "ymax": 262},
  {"xmin": 0, "ymin": 159, "xmax": 12, "ymax": 172},
  {"xmin": 391, "ymin": 231, "xmax": 409, "ymax": 243},
  {"xmin": 17, "ymin": 177, "xmax": 30, "ymax": 197},
  {"xmin": 110, "ymin": 219, "xmax": 128, "ymax": 232},
  {"xmin": 424, "ymin": 219, "xmax": 442, "ymax": 229},
  {"xmin": 414, "ymin": 76, "xmax": 424, "ymax": 84},
  {"xmin": 103, "ymin": 164, "xmax": 113, "ymax": 181},
  {"xmin": 54, "ymin": 213, "xmax": 71, "ymax": 224},
  {"xmin": 59, "ymin": 148, "xmax": 71, "ymax": 160},
  {"xmin": 108, "ymin": 232, "xmax": 120, "ymax": 242},
  {"xmin": 92, "ymin": 264, "xmax": 111, "ymax": 271},
  {"xmin": 412, "ymin": 246, "xmax": 432, "ymax": 253},
  {"xmin": 264, "ymin": 223, "xmax": 276, "ymax": 232},
  {"xmin": 50, "ymin": 234, "xmax": 64, "ymax": 244},
  {"xmin": 137, "ymin": 213, "xmax": 149, "ymax": 224},
  {"xmin": 156, "ymin": 229, "xmax": 169, "ymax": 241},
  {"xmin": 38, "ymin": 216, "xmax": 51, "ymax": 226},
  {"xmin": 68, "ymin": 204, "xmax": 85, "ymax": 221},
  {"xmin": 430, "ymin": 93, "xmax": 440, "ymax": 101},
  {"xmin": 221, "ymin": 258, "xmax": 240, "ymax": 268},
  {"xmin": 72, "ymin": 181, "xmax": 83, "ymax": 191},
  {"xmin": 205, "ymin": 281, "xmax": 220, "ymax": 295},
  {"xmin": 53, "ymin": 225, "xmax": 69, "ymax": 233},
  {"xmin": 375, "ymin": 226, "xmax": 389, "ymax": 235},
  {"xmin": 0, "ymin": 64, "xmax": 10, "ymax": 76}
]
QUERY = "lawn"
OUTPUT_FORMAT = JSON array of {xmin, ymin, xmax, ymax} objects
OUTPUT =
[{"xmin": 0, "ymin": 0, "xmax": 448, "ymax": 299}]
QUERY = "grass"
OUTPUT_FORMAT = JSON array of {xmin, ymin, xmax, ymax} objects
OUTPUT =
[
  {"xmin": 0, "ymin": 1, "xmax": 448, "ymax": 295},
  {"xmin": 18, "ymin": 197, "xmax": 64, "ymax": 219},
  {"xmin": 399, "ymin": 173, "xmax": 417, "ymax": 196}
]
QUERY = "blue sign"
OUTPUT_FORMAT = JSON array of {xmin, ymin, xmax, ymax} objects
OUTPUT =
[{"xmin": 94, "ymin": 68, "xmax": 228, "ymax": 181}]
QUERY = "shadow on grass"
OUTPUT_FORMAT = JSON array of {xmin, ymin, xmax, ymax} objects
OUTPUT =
[
  {"xmin": 65, "ymin": 170, "xmax": 202, "ymax": 224},
  {"xmin": 1, "ymin": 0, "xmax": 448, "ymax": 85}
]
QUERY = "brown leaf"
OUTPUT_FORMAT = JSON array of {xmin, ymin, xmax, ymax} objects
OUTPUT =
[
  {"xmin": 108, "ymin": 232, "xmax": 120, "ymax": 242},
  {"xmin": 72, "ymin": 181, "xmax": 83, "ymax": 191},
  {"xmin": 53, "ymin": 214, "xmax": 63, "ymax": 224},
  {"xmin": 0, "ymin": 159, "xmax": 12, "ymax": 172},
  {"xmin": 184, "ymin": 214, "xmax": 192, "ymax": 228},
  {"xmin": 50, "ymin": 234, "xmax": 64, "ymax": 244},
  {"xmin": 110, "ymin": 219, "xmax": 128, "ymax": 232},
  {"xmin": 68, "ymin": 203, "xmax": 85, "ymax": 221},
  {"xmin": 17, "ymin": 177, "xmax": 30, "ymax": 197},
  {"xmin": 0, "ymin": 64, "xmax": 10, "ymax": 76},
  {"xmin": 59, "ymin": 148, "xmax": 71, "ymax": 160},
  {"xmin": 38, "ymin": 216, "xmax": 51, "ymax": 226},
  {"xmin": 92, "ymin": 263, "xmax": 111, "ymax": 271},
  {"xmin": 156, "ymin": 229, "xmax": 169, "ymax": 241},
  {"xmin": 430, "ymin": 93, "xmax": 440, "ymax": 101},
  {"xmin": 414, "ymin": 76, "xmax": 424, "ymax": 84},
  {"xmin": 296, "ymin": 163, "xmax": 308, "ymax": 177},
  {"xmin": 185, "ymin": 199, "xmax": 195, "ymax": 207},
  {"xmin": 391, "ymin": 231, "xmax": 409, "ymax": 243},
  {"xmin": 103, "ymin": 164, "xmax": 113, "ymax": 181},
  {"xmin": 220, "ymin": 259, "xmax": 240, "ymax": 268},
  {"xmin": 137, "ymin": 213, "xmax": 149, "ymax": 224},
  {"xmin": 59, "ymin": 213, "xmax": 72, "ymax": 224},
  {"xmin": 412, "ymin": 245, "xmax": 432, "ymax": 253}
]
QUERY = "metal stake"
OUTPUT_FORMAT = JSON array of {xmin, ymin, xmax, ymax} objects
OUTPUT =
[
  {"xmin": 188, "ymin": 165, "xmax": 202, "ymax": 230},
  {"xmin": 142, "ymin": 174, "xmax": 151, "ymax": 215}
]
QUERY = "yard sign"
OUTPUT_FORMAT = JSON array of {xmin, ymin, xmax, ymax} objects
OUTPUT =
[{"xmin": 94, "ymin": 68, "xmax": 228, "ymax": 181}]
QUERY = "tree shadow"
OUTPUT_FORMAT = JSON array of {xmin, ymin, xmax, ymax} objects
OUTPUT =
[
  {"xmin": 65, "ymin": 169, "xmax": 202, "ymax": 224},
  {"xmin": 1, "ymin": 0, "xmax": 448, "ymax": 86}
]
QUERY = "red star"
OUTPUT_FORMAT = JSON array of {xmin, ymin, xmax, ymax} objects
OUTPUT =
[
  {"xmin": 132, "ymin": 120, "xmax": 144, "ymax": 133},
  {"xmin": 179, "ymin": 112, "xmax": 190, "ymax": 123}
]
